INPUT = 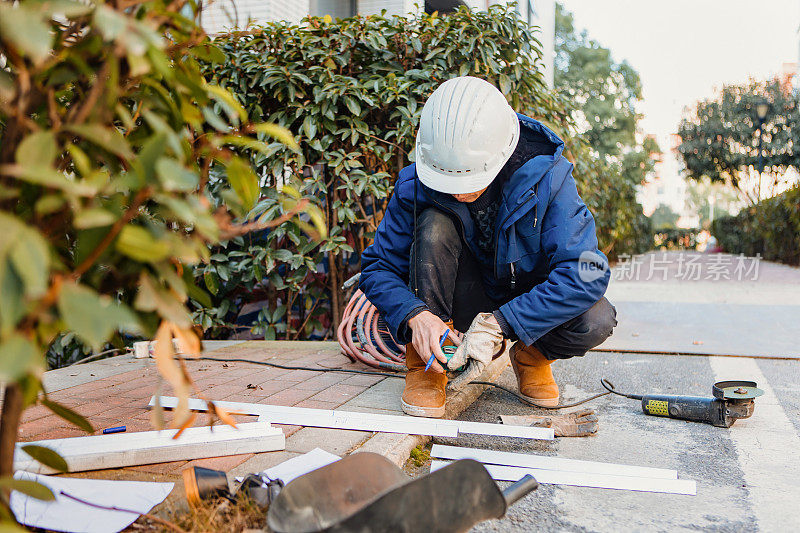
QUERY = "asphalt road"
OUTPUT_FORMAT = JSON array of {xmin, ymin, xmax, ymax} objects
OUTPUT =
[{"xmin": 423, "ymin": 351, "xmax": 800, "ymax": 532}]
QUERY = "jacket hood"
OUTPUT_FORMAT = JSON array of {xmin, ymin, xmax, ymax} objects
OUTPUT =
[{"xmin": 502, "ymin": 114, "xmax": 565, "ymax": 199}]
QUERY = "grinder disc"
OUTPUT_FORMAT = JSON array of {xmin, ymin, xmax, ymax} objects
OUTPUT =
[{"xmin": 713, "ymin": 380, "xmax": 764, "ymax": 400}]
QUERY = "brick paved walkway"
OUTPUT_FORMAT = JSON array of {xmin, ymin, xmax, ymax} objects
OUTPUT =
[
  {"xmin": 20, "ymin": 342, "xmax": 387, "ymax": 478},
  {"xmin": 16, "ymin": 340, "xmax": 508, "ymax": 512}
]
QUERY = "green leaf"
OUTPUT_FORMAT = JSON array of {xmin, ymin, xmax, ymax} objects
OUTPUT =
[
  {"xmin": 21, "ymin": 443, "xmax": 70, "ymax": 472},
  {"xmin": 16, "ymin": 132, "xmax": 58, "ymax": 167},
  {"xmin": 0, "ymin": 259, "xmax": 24, "ymax": 336},
  {"xmin": 205, "ymin": 83, "xmax": 247, "ymax": 123},
  {"xmin": 57, "ymin": 283, "xmax": 141, "ymax": 350},
  {"xmin": 74, "ymin": 208, "xmax": 116, "ymax": 229},
  {"xmin": 499, "ymin": 73, "xmax": 511, "ymax": 94},
  {"xmin": 226, "ymin": 157, "xmax": 259, "ymax": 211},
  {"xmin": 344, "ymin": 97, "xmax": 361, "ymax": 116},
  {"xmin": 9, "ymin": 229, "xmax": 50, "ymax": 299},
  {"xmin": 0, "ymin": 476, "xmax": 55, "ymax": 501},
  {"xmin": 35, "ymin": 195, "xmax": 66, "ymax": 215},
  {"xmin": 30, "ymin": 0, "xmax": 93, "ymax": 18},
  {"xmin": 134, "ymin": 273, "xmax": 191, "ymax": 327},
  {"xmin": 66, "ymin": 124, "xmax": 134, "ymax": 160},
  {"xmin": 0, "ymin": 164, "xmax": 96, "ymax": 196},
  {"xmin": 0, "ymin": 336, "xmax": 40, "ymax": 382},
  {"xmin": 92, "ymin": 5, "xmax": 127, "ymax": 41},
  {"xmin": 252, "ymin": 123, "xmax": 299, "ymax": 151},
  {"xmin": 190, "ymin": 43, "xmax": 226, "ymax": 64},
  {"xmin": 220, "ymin": 136, "xmax": 277, "ymax": 158},
  {"xmin": 0, "ymin": 5, "xmax": 52, "ymax": 64},
  {"xmin": 115, "ymin": 225, "xmax": 171, "ymax": 263},
  {"xmin": 186, "ymin": 280, "xmax": 212, "ymax": 308},
  {"xmin": 302, "ymin": 116, "xmax": 317, "ymax": 140},
  {"xmin": 155, "ymin": 158, "xmax": 199, "ymax": 192},
  {"xmin": 203, "ymin": 270, "xmax": 219, "ymax": 296}
]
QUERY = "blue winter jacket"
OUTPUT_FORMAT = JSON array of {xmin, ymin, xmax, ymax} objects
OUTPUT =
[{"xmin": 359, "ymin": 114, "xmax": 610, "ymax": 346}]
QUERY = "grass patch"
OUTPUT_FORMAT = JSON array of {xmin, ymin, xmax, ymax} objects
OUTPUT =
[
  {"xmin": 131, "ymin": 495, "xmax": 266, "ymax": 532},
  {"xmin": 408, "ymin": 444, "xmax": 430, "ymax": 467}
]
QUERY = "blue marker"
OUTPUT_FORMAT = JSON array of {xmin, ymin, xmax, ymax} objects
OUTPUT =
[
  {"xmin": 424, "ymin": 329, "xmax": 451, "ymax": 372},
  {"xmin": 102, "ymin": 426, "xmax": 126, "ymax": 434}
]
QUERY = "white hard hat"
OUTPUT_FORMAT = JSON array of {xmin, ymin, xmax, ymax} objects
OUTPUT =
[{"xmin": 414, "ymin": 76, "xmax": 520, "ymax": 195}]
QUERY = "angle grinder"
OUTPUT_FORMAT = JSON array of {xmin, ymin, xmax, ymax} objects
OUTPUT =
[{"xmin": 601, "ymin": 379, "xmax": 764, "ymax": 427}]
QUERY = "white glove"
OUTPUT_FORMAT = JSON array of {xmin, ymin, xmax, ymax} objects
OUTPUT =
[{"xmin": 446, "ymin": 313, "xmax": 505, "ymax": 391}]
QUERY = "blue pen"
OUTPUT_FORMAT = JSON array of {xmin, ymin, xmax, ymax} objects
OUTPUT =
[
  {"xmin": 424, "ymin": 329, "xmax": 451, "ymax": 372},
  {"xmin": 102, "ymin": 426, "xmax": 126, "ymax": 434}
]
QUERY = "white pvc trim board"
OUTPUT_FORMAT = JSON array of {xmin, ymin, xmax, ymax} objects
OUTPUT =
[
  {"xmin": 15, "ymin": 422, "xmax": 285, "ymax": 474},
  {"xmin": 151, "ymin": 396, "xmax": 555, "ymax": 440},
  {"xmin": 431, "ymin": 444, "xmax": 678, "ymax": 479},
  {"xmin": 430, "ymin": 461, "xmax": 697, "ymax": 496}
]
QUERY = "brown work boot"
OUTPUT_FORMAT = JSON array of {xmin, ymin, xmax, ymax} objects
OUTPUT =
[
  {"xmin": 401, "ymin": 325, "xmax": 453, "ymax": 418},
  {"xmin": 510, "ymin": 343, "xmax": 560, "ymax": 407}
]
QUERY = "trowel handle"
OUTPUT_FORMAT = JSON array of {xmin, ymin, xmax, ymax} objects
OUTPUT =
[{"xmin": 502, "ymin": 474, "xmax": 539, "ymax": 506}]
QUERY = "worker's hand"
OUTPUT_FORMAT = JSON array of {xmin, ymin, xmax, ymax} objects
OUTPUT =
[
  {"xmin": 408, "ymin": 310, "xmax": 460, "ymax": 373},
  {"xmin": 447, "ymin": 313, "xmax": 505, "ymax": 391}
]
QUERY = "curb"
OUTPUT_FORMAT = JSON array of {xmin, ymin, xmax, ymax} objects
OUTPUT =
[{"xmin": 353, "ymin": 352, "xmax": 510, "ymax": 467}]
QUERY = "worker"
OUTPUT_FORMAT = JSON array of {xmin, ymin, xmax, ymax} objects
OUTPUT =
[{"xmin": 359, "ymin": 76, "xmax": 617, "ymax": 418}]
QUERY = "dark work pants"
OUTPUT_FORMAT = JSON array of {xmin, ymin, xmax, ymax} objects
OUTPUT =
[{"xmin": 409, "ymin": 208, "xmax": 617, "ymax": 360}]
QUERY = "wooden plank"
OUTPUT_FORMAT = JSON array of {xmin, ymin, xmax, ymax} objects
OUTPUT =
[
  {"xmin": 430, "ymin": 461, "xmax": 697, "ymax": 495},
  {"xmin": 431, "ymin": 444, "xmax": 678, "ymax": 479},
  {"xmin": 152, "ymin": 396, "xmax": 554, "ymax": 440},
  {"xmin": 15, "ymin": 422, "xmax": 285, "ymax": 474}
]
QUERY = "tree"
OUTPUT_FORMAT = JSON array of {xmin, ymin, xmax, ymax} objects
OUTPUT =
[
  {"xmin": 554, "ymin": 3, "xmax": 658, "ymax": 257},
  {"xmin": 196, "ymin": 5, "xmax": 570, "ymax": 340},
  {"xmin": 649, "ymin": 204, "xmax": 680, "ymax": 230},
  {"xmin": 684, "ymin": 177, "xmax": 740, "ymax": 228},
  {"xmin": 676, "ymin": 78, "xmax": 798, "ymax": 205},
  {"xmin": 0, "ymin": 0, "xmax": 320, "ymax": 519}
]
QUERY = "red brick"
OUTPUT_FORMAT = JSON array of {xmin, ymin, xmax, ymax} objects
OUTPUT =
[
  {"xmin": 200, "ymin": 384, "xmax": 250, "ymax": 401},
  {"xmin": 21, "ymin": 426, "xmax": 89, "ymax": 441},
  {"xmin": 280, "ymin": 369, "xmax": 322, "ymax": 382},
  {"xmin": 294, "ymin": 399, "xmax": 340, "ymax": 410},
  {"xmin": 96, "ymin": 405, "xmax": 148, "ymax": 421},
  {"xmin": 18, "ymin": 415, "xmax": 67, "ymax": 438},
  {"xmin": 126, "ymin": 460, "xmax": 188, "ymax": 475},
  {"xmin": 342, "ymin": 374, "xmax": 386, "ymax": 387},
  {"xmin": 273, "ymin": 424, "xmax": 302, "ymax": 437},
  {"xmin": 184, "ymin": 453, "xmax": 254, "ymax": 472},
  {"xmin": 20, "ymin": 404, "xmax": 52, "ymax": 423},
  {"xmin": 72, "ymin": 397, "xmax": 132, "ymax": 417},
  {"xmin": 307, "ymin": 384, "xmax": 367, "ymax": 404},
  {"xmin": 294, "ymin": 373, "xmax": 348, "ymax": 391},
  {"xmin": 191, "ymin": 375, "xmax": 239, "ymax": 389},
  {"xmin": 232, "ymin": 381, "xmax": 285, "ymax": 399},
  {"xmin": 105, "ymin": 377, "xmax": 160, "ymax": 393},
  {"xmin": 262, "ymin": 388, "xmax": 317, "ymax": 406},
  {"xmin": 104, "ymin": 369, "xmax": 154, "ymax": 383}
]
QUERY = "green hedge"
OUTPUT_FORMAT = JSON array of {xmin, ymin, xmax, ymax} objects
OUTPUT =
[
  {"xmin": 711, "ymin": 186, "xmax": 800, "ymax": 265},
  {"xmin": 196, "ymin": 6, "xmax": 651, "ymax": 340}
]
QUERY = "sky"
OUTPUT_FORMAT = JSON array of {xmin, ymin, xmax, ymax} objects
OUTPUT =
[{"xmin": 558, "ymin": 0, "xmax": 800, "ymax": 151}]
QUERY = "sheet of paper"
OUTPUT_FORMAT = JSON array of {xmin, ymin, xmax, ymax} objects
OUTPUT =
[
  {"xmin": 11, "ymin": 472, "xmax": 173, "ymax": 533},
  {"xmin": 263, "ymin": 448, "xmax": 341, "ymax": 485}
]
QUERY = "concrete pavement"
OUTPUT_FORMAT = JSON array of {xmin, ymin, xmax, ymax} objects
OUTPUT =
[
  {"xmin": 448, "ymin": 352, "xmax": 799, "ymax": 532},
  {"xmin": 429, "ymin": 252, "xmax": 800, "ymax": 532}
]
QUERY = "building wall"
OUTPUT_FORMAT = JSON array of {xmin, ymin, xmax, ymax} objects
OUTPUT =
[
  {"xmin": 358, "ymin": 0, "xmax": 419, "ymax": 16},
  {"xmin": 310, "ymin": 0, "xmax": 356, "ymax": 18},
  {"xmin": 201, "ymin": 0, "xmax": 310, "ymax": 34}
]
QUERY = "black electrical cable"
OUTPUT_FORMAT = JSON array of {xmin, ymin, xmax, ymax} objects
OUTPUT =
[
  {"xmin": 193, "ymin": 355, "xmax": 612, "ymax": 410},
  {"xmin": 471, "ymin": 381, "xmax": 612, "ymax": 409},
  {"xmin": 600, "ymin": 378, "xmax": 643, "ymax": 400}
]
